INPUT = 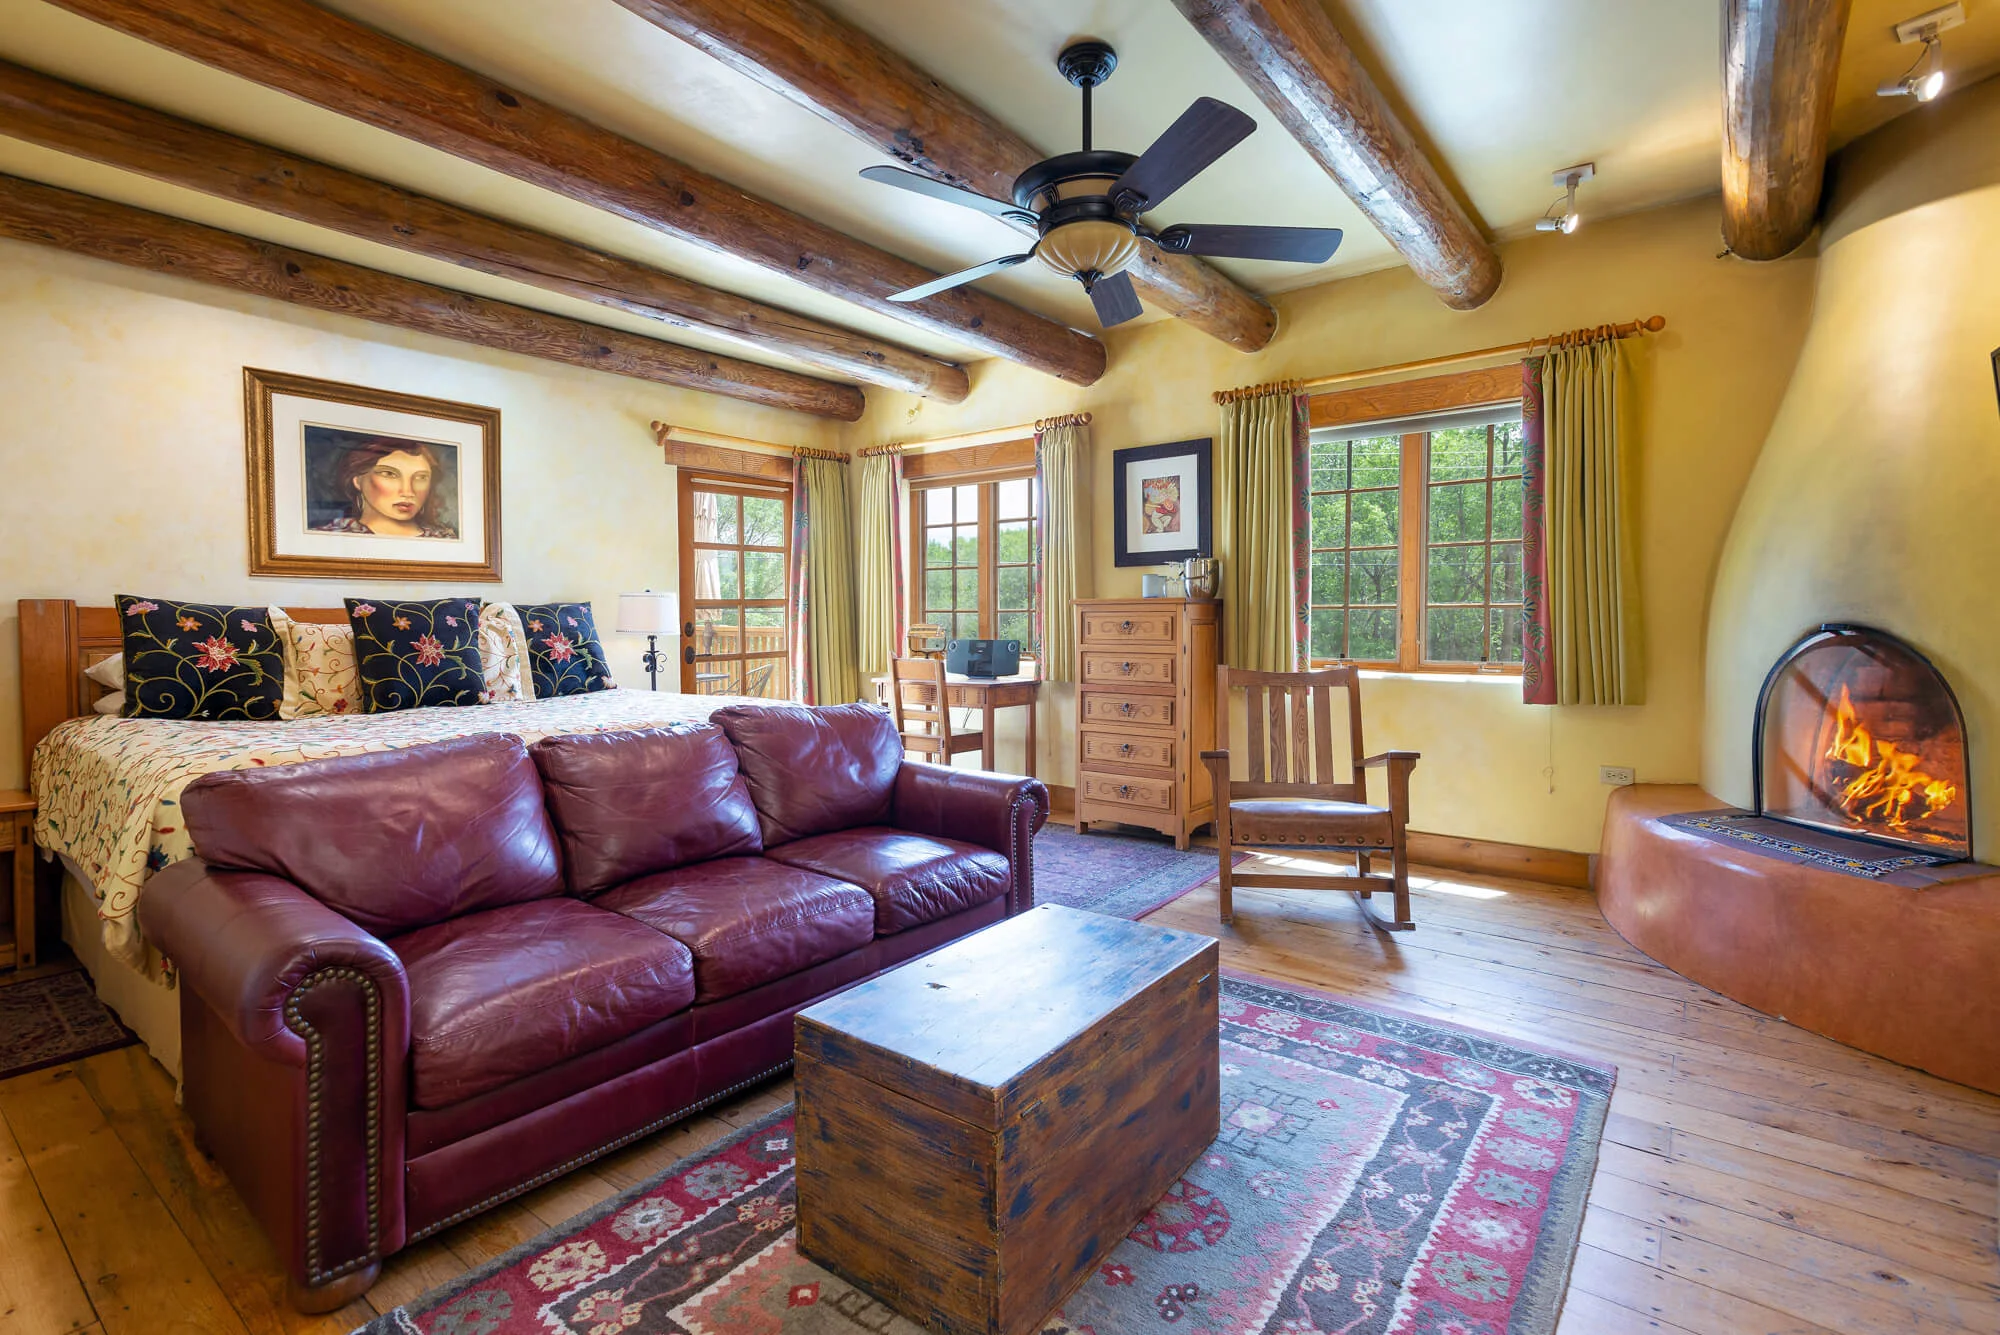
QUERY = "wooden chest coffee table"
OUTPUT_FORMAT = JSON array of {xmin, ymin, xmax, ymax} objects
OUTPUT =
[{"xmin": 794, "ymin": 903, "xmax": 1220, "ymax": 1335}]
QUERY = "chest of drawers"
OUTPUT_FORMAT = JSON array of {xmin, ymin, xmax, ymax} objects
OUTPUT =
[{"xmin": 1072, "ymin": 598, "xmax": 1220, "ymax": 849}]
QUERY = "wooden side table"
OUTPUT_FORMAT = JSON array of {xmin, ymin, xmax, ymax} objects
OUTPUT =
[{"xmin": 0, "ymin": 791, "xmax": 35, "ymax": 970}]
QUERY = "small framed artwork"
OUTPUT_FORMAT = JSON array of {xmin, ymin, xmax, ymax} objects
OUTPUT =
[
  {"xmin": 245, "ymin": 368, "xmax": 501, "ymax": 580},
  {"xmin": 1112, "ymin": 438, "xmax": 1212, "ymax": 566}
]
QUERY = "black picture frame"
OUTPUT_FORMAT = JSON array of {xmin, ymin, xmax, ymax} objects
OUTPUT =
[{"xmin": 1112, "ymin": 437, "xmax": 1213, "ymax": 567}]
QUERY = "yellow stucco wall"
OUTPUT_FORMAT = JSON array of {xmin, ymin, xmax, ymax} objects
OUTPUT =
[
  {"xmin": 1704, "ymin": 79, "xmax": 2000, "ymax": 842},
  {"xmin": 845, "ymin": 195, "xmax": 1819, "ymax": 852},
  {"xmin": 0, "ymin": 239, "xmax": 841, "ymax": 789}
]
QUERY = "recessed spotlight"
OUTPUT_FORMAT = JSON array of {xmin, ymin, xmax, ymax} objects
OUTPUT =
[{"xmin": 1536, "ymin": 164, "xmax": 1593, "ymax": 235}]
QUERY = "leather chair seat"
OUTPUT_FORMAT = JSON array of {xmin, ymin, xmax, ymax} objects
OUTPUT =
[
  {"xmin": 765, "ymin": 827, "xmax": 1010, "ymax": 934},
  {"xmin": 391, "ymin": 898, "xmax": 696, "ymax": 1108},
  {"xmin": 1228, "ymin": 798, "xmax": 1394, "ymax": 849},
  {"xmin": 595, "ymin": 857, "xmax": 876, "ymax": 1003}
]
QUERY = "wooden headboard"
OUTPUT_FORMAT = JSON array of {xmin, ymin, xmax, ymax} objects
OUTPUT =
[{"xmin": 18, "ymin": 599, "xmax": 350, "ymax": 778}]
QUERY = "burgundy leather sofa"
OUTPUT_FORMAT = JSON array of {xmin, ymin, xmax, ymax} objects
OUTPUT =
[{"xmin": 137, "ymin": 703, "xmax": 1047, "ymax": 1311}]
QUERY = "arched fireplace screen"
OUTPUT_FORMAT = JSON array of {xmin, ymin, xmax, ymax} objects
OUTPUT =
[{"xmin": 1753, "ymin": 625, "xmax": 1971, "ymax": 860}]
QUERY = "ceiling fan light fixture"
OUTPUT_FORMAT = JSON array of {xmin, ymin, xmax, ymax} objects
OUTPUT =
[{"xmin": 1036, "ymin": 217, "xmax": 1142, "ymax": 282}]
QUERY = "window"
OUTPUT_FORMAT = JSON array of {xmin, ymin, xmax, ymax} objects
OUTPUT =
[
  {"xmin": 678, "ymin": 474, "xmax": 791, "ymax": 697},
  {"xmin": 912, "ymin": 474, "xmax": 1040, "ymax": 651},
  {"xmin": 1306, "ymin": 407, "xmax": 1525, "ymax": 671}
]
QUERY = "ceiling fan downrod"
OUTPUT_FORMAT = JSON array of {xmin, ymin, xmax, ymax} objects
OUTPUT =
[{"xmin": 1056, "ymin": 40, "xmax": 1118, "ymax": 153}]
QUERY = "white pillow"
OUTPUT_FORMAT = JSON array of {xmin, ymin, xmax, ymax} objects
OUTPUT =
[
  {"xmin": 478, "ymin": 603, "xmax": 531, "ymax": 703},
  {"xmin": 93, "ymin": 690, "xmax": 125, "ymax": 715},
  {"xmin": 85, "ymin": 652, "xmax": 124, "ymax": 690}
]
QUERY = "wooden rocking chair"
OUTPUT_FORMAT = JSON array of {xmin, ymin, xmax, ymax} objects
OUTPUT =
[{"xmin": 1201, "ymin": 665, "xmax": 1421, "ymax": 933}]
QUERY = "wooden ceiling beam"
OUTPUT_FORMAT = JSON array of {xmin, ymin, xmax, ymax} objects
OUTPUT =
[
  {"xmin": 615, "ymin": 0, "xmax": 1278, "ymax": 353},
  {"xmin": 1171, "ymin": 0, "xmax": 1501, "ymax": 311},
  {"xmin": 45, "ymin": 0, "xmax": 1106, "ymax": 387},
  {"xmin": 0, "ymin": 60, "xmax": 967, "ymax": 402},
  {"xmin": 0, "ymin": 173, "xmax": 865, "ymax": 420},
  {"xmin": 1721, "ymin": 0, "xmax": 1852, "ymax": 261}
]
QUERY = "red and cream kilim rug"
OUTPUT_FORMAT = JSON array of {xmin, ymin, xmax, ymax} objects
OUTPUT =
[{"xmin": 361, "ymin": 973, "xmax": 1614, "ymax": 1335}]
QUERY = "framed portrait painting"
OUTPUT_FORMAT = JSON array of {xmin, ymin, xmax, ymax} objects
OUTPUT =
[
  {"xmin": 1112, "ymin": 437, "xmax": 1212, "ymax": 566},
  {"xmin": 245, "ymin": 368, "xmax": 501, "ymax": 580}
]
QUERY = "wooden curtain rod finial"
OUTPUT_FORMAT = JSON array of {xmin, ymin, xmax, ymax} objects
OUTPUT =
[{"xmin": 1034, "ymin": 411, "xmax": 1092, "ymax": 431}]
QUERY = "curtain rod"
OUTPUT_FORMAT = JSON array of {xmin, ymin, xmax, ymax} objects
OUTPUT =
[
  {"xmin": 876, "ymin": 411, "xmax": 1090, "ymax": 455},
  {"xmin": 1297, "ymin": 315, "xmax": 1666, "ymax": 391},
  {"xmin": 650, "ymin": 421, "xmax": 848, "ymax": 461}
]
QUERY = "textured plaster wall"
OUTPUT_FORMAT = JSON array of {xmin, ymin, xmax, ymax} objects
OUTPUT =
[
  {"xmin": 0, "ymin": 240, "xmax": 842, "ymax": 789},
  {"xmin": 844, "ymin": 196, "xmax": 1818, "ymax": 852},
  {"xmin": 1705, "ymin": 78, "xmax": 2000, "ymax": 842}
]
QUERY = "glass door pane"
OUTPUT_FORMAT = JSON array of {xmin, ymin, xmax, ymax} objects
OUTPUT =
[{"xmin": 679, "ymin": 475, "xmax": 792, "ymax": 696}]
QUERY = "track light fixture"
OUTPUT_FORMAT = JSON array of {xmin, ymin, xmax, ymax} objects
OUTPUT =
[
  {"xmin": 1879, "ymin": 4, "xmax": 1962, "ymax": 102},
  {"xmin": 1536, "ymin": 164, "xmax": 1593, "ymax": 235}
]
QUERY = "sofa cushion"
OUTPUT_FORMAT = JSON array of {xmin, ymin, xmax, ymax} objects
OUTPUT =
[
  {"xmin": 596, "ymin": 857, "xmax": 874, "ymax": 1003},
  {"xmin": 390, "ymin": 897, "xmax": 696, "ymax": 1108},
  {"xmin": 711, "ymin": 703, "xmax": 901, "ymax": 846},
  {"xmin": 764, "ymin": 828, "xmax": 1010, "ymax": 936},
  {"xmin": 532, "ymin": 726, "xmax": 762, "ymax": 897},
  {"xmin": 184, "ymin": 733, "xmax": 563, "ymax": 937}
]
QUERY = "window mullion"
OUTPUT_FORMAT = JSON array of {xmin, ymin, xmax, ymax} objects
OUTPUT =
[
  {"xmin": 1399, "ymin": 431, "xmax": 1426, "ymax": 672},
  {"xmin": 978, "ymin": 483, "xmax": 996, "ymax": 639}
]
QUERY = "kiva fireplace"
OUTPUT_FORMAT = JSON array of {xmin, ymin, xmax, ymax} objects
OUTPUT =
[{"xmin": 1753, "ymin": 624, "xmax": 1971, "ymax": 860}]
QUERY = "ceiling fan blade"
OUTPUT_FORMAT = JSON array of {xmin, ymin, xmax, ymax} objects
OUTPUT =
[
  {"xmin": 1110, "ymin": 97, "xmax": 1257, "ymax": 214},
  {"xmin": 1087, "ymin": 269, "xmax": 1144, "ymax": 327},
  {"xmin": 888, "ymin": 251, "xmax": 1035, "ymax": 304},
  {"xmin": 860, "ymin": 165, "xmax": 1031, "ymax": 224},
  {"xmin": 1155, "ymin": 223, "xmax": 1343, "ymax": 264}
]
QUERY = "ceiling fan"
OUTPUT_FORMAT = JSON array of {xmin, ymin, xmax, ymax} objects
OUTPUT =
[{"xmin": 861, "ymin": 41, "xmax": 1343, "ymax": 328}]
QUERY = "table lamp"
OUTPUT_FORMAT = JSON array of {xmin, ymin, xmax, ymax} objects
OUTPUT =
[{"xmin": 616, "ymin": 590, "xmax": 680, "ymax": 691}]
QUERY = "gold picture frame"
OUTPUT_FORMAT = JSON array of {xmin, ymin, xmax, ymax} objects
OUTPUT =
[{"xmin": 245, "ymin": 368, "xmax": 502, "ymax": 581}]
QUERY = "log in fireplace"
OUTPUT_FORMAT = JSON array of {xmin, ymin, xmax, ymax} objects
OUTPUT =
[{"xmin": 1753, "ymin": 624, "xmax": 1970, "ymax": 860}]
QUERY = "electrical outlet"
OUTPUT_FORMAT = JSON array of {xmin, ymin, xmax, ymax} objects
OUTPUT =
[{"xmin": 1600, "ymin": 765, "xmax": 1635, "ymax": 786}]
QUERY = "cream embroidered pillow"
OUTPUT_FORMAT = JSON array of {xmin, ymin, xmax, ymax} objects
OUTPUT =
[
  {"xmin": 279, "ymin": 616, "xmax": 362, "ymax": 718},
  {"xmin": 479, "ymin": 602, "xmax": 531, "ymax": 703}
]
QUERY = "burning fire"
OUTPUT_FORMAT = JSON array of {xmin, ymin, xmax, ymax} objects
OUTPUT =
[{"xmin": 1824, "ymin": 685, "xmax": 1957, "ymax": 831}]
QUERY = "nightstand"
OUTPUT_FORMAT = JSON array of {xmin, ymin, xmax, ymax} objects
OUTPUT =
[{"xmin": 0, "ymin": 791, "xmax": 35, "ymax": 970}]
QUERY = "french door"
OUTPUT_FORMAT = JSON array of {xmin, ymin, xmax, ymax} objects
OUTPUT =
[{"xmin": 676, "ymin": 472, "xmax": 791, "ymax": 697}]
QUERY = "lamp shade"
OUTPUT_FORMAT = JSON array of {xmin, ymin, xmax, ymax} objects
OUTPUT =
[{"xmin": 615, "ymin": 591, "xmax": 680, "ymax": 635}]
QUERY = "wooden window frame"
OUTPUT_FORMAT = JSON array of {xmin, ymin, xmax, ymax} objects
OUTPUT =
[
  {"xmin": 907, "ymin": 461, "xmax": 1040, "ymax": 654},
  {"xmin": 676, "ymin": 470, "xmax": 793, "ymax": 696},
  {"xmin": 1304, "ymin": 365, "xmax": 1525, "ymax": 677}
]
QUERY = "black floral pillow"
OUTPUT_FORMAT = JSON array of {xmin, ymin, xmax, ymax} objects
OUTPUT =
[
  {"xmin": 117, "ymin": 597, "xmax": 285, "ymax": 721},
  {"xmin": 514, "ymin": 602, "xmax": 617, "ymax": 698},
  {"xmin": 346, "ymin": 597, "xmax": 486, "ymax": 712}
]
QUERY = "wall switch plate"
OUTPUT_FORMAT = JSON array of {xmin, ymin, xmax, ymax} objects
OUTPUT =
[{"xmin": 1600, "ymin": 765, "xmax": 1636, "ymax": 786}]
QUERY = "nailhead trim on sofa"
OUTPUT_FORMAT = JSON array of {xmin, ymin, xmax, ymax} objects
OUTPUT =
[{"xmin": 284, "ymin": 966, "xmax": 384, "ymax": 1284}]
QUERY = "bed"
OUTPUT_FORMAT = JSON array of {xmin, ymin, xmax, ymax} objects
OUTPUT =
[{"xmin": 18, "ymin": 599, "xmax": 760, "ymax": 1074}]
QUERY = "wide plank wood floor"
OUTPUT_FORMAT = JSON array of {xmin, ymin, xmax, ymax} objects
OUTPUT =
[{"xmin": 2, "ymin": 856, "xmax": 1995, "ymax": 1334}]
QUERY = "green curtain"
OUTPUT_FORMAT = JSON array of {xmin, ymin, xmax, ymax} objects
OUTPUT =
[
  {"xmin": 1216, "ymin": 390, "xmax": 1299, "ymax": 671},
  {"xmin": 1035, "ymin": 419, "xmax": 1088, "ymax": 682},
  {"xmin": 791, "ymin": 454, "xmax": 861, "ymax": 704},
  {"xmin": 1539, "ymin": 339, "xmax": 1643, "ymax": 705},
  {"xmin": 854, "ymin": 449, "xmax": 905, "ymax": 680}
]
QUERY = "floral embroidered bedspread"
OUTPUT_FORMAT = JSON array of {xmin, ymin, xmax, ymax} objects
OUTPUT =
[{"xmin": 32, "ymin": 690, "xmax": 752, "ymax": 964}]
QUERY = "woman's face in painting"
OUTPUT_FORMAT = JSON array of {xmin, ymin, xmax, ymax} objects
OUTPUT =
[{"xmin": 352, "ymin": 449, "xmax": 433, "ymax": 532}]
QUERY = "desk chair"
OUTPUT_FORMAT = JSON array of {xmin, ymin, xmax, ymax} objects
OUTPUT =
[
  {"xmin": 1202, "ymin": 665, "xmax": 1421, "ymax": 933},
  {"xmin": 888, "ymin": 657, "xmax": 984, "ymax": 765}
]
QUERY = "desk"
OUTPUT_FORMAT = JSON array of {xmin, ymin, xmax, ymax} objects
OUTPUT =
[{"xmin": 871, "ymin": 669, "xmax": 1041, "ymax": 778}]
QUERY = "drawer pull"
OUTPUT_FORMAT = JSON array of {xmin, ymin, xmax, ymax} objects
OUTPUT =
[
  {"xmin": 1119, "ymin": 743, "xmax": 1133, "ymax": 755},
  {"xmin": 1120, "ymin": 619, "xmax": 1134, "ymax": 632},
  {"xmin": 1117, "ymin": 784, "xmax": 1133, "ymax": 797},
  {"xmin": 1119, "ymin": 702, "xmax": 1135, "ymax": 715},
  {"xmin": 1121, "ymin": 661, "xmax": 1134, "ymax": 673}
]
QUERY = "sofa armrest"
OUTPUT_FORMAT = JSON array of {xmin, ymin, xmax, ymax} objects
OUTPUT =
[
  {"xmin": 140, "ymin": 859, "xmax": 411, "ymax": 1063},
  {"xmin": 137, "ymin": 859, "xmax": 409, "ymax": 1306},
  {"xmin": 890, "ymin": 762, "xmax": 1048, "ymax": 915}
]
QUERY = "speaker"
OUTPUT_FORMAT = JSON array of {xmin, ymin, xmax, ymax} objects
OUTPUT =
[{"xmin": 945, "ymin": 638, "xmax": 1020, "ymax": 678}]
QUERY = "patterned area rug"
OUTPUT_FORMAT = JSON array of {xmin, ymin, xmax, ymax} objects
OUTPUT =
[
  {"xmin": 359, "ymin": 975, "xmax": 1614, "ymax": 1335},
  {"xmin": 0, "ymin": 965, "xmax": 137, "ymax": 1081},
  {"xmin": 1033, "ymin": 824, "xmax": 1245, "ymax": 919}
]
